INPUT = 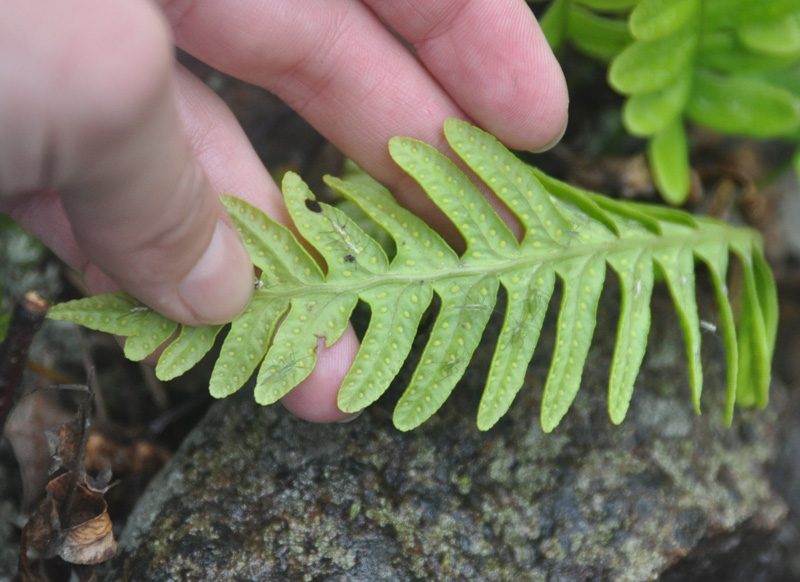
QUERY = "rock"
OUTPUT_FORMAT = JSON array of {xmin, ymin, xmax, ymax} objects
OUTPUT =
[
  {"xmin": 765, "ymin": 384, "xmax": 800, "ymax": 581},
  {"xmin": 102, "ymin": 289, "xmax": 787, "ymax": 582}
]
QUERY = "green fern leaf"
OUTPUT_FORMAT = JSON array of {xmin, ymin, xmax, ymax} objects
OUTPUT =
[
  {"xmin": 647, "ymin": 118, "xmax": 691, "ymax": 205},
  {"xmin": 47, "ymin": 120, "xmax": 777, "ymax": 433},
  {"xmin": 685, "ymin": 72, "xmax": 800, "ymax": 138},
  {"xmin": 571, "ymin": 0, "xmax": 640, "ymax": 10},
  {"xmin": 539, "ymin": 0, "xmax": 569, "ymax": 50},
  {"xmin": 629, "ymin": 0, "xmax": 698, "ymax": 42},
  {"xmin": 46, "ymin": 293, "xmax": 179, "ymax": 362},
  {"xmin": 622, "ymin": 71, "xmax": 691, "ymax": 136},
  {"xmin": 565, "ymin": 5, "xmax": 633, "ymax": 61},
  {"xmin": 156, "ymin": 323, "xmax": 223, "ymax": 381},
  {"xmin": 608, "ymin": 26, "xmax": 697, "ymax": 94},
  {"xmin": 705, "ymin": 0, "xmax": 800, "ymax": 29},
  {"xmin": 544, "ymin": 0, "xmax": 800, "ymax": 207},
  {"xmin": 738, "ymin": 12, "xmax": 800, "ymax": 57}
]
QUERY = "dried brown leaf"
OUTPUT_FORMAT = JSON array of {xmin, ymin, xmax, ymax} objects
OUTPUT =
[
  {"xmin": 5, "ymin": 390, "xmax": 75, "ymax": 510},
  {"xmin": 21, "ymin": 473, "xmax": 116, "ymax": 566},
  {"xmin": 16, "ymin": 382, "xmax": 117, "ymax": 580}
]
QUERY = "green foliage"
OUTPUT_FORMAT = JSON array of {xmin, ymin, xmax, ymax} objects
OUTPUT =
[
  {"xmin": 48, "ymin": 120, "xmax": 777, "ymax": 433},
  {"xmin": 0, "ymin": 215, "xmax": 53, "ymax": 342},
  {"xmin": 541, "ymin": 0, "xmax": 800, "ymax": 204}
]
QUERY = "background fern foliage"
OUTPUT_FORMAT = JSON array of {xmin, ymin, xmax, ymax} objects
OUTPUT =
[
  {"xmin": 537, "ymin": 0, "xmax": 800, "ymax": 204},
  {"xmin": 48, "ymin": 120, "xmax": 777, "ymax": 432}
]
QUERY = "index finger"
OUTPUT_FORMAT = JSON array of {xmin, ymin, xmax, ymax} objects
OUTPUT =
[
  {"xmin": 364, "ymin": 0, "xmax": 569, "ymax": 150},
  {"xmin": 159, "ymin": 0, "xmax": 567, "ymax": 219}
]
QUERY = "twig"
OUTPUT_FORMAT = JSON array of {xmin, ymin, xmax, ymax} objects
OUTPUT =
[{"xmin": 0, "ymin": 290, "xmax": 48, "ymax": 433}]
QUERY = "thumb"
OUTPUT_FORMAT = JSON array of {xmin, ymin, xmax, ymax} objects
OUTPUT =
[{"xmin": 47, "ymin": 1, "xmax": 253, "ymax": 324}]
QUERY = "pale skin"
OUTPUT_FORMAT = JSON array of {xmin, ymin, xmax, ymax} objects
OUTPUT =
[{"xmin": 1, "ymin": 0, "xmax": 568, "ymax": 422}]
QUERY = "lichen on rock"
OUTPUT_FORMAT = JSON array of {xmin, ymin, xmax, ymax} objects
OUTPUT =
[{"xmin": 102, "ymin": 289, "xmax": 787, "ymax": 582}]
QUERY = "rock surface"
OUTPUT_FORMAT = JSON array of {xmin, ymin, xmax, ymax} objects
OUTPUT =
[{"xmin": 102, "ymin": 290, "xmax": 788, "ymax": 582}]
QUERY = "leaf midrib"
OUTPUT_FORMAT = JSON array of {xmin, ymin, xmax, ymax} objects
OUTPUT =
[{"xmin": 252, "ymin": 224, "xmax": 750, "ymax": 301}]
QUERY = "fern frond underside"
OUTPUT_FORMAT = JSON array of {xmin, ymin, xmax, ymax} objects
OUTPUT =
[{"xmin": 48, "ymin": 120, "xmax": 777, "ymax": 432}]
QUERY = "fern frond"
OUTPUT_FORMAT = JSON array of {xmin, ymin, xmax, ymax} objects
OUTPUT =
[
  {"xmin": 48, "ymin": 120, "xmax": 777, "ymax": 432},
  {"xmin": 540, "ymin": 0, "xmax": 800, "ymax": 204}
]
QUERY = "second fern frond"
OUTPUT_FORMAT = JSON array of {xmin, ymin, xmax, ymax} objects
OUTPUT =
[{"xmin": 540, "ymin": 0, "xmax": 800, "ymax": 204}]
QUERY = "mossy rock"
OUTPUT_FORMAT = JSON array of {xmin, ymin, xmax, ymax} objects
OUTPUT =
[{"xmin": 102, "ymin": 289, "xmax": 787, "ymax": 582}]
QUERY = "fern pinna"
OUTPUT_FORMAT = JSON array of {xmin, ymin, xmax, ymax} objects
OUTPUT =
[
  {"xmin": 48, "ymin": 120, "xmax": 777, "ymax": 432},
  {"xmin": 538, "ymin": 0, "xmax": 800, "ymax": 204}
]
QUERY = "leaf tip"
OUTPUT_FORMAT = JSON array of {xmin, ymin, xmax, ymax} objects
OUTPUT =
[
  {"xmin": 540, "ymin": 420, "xmax": 558, "ymax": 435},
  {"xmin": 392, "ymin": 402, "xmax": 425, "ymax": 433},
  {"xmin": 609, "ymin": 408, "xmax": 627, "ymax": 426},
  {"xmin": 540, "ymin": 406, "xmax": 563, "ymax": 434},
  {"xmin": 476, "ymin": 411, "xmax": 497, "ymax": 432},
  {"xmin": 443, "ymin": 117, "xmax": 468, "ymax": 134}
]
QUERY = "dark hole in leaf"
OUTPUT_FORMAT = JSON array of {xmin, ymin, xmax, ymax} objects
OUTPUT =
[
  {"xmin": 344, "ymin": 254, "xmax": 356, "ymax": 263},
  {"xmin": 305, "ymin": 199, "xmax": 322, "ymax": 213},
  {"xmin": 350, "ymin": 300, "xmax": 370, "ymax": 342}
]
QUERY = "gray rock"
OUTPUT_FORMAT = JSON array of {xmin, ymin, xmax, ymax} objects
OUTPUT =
[{"xmin": 102, "ymin": 289, "xmax": 787, "ymax": 582}]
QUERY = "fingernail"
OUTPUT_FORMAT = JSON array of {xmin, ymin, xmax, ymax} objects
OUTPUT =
[
  {"xmin": 178, "ymin": 220, "xmax": 254, "ymax": 324},
  {"xmin": 528, "ymin": 116, "xmax": 569, "ymax": 154},
  {"xmin": 336, "ymin": 410, "xmax": 363, "ymax": 423}
]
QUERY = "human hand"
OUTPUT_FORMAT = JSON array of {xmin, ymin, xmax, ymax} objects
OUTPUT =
[{"xmin": 1, "ymin": 0, "xmax": 567, "ymax": 422}]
